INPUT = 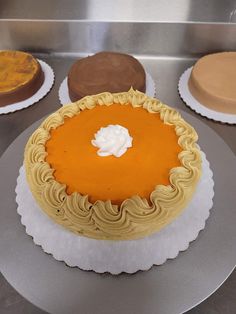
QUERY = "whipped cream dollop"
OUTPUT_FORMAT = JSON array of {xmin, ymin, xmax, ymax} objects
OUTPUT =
[{"xmin": 91, "ymin": 124, "xmax": 133, "ymax": 157}]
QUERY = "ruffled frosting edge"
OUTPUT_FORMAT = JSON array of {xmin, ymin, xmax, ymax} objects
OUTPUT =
[{"xmin": 24, "ymin": 89, "xmax": 202, "ymax": 240}]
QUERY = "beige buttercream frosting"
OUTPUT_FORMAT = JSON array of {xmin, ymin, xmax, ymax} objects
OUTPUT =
[{"xmin": 24, "ymin": 89, "xmax": 202, "ymax": 240}]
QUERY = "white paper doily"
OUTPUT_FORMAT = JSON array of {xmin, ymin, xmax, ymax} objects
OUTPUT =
[
  {"xmin": 16, "ymin": 151, "xmax": 213, "ymax": 275},
  {"xmin": 59, "ymin": 71, "xmax": 156, "ymax": 105},
  {"xmin": 178, "ymin": 67, "xmax": 236, "ymax": 124},
  {"xmin": 0, "ymin": 60, "xmax": 55, "ymax": 115}
]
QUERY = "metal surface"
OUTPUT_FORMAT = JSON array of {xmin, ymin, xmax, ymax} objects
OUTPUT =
[
  {"xmin": 1, "ymin": 0, "xmax": 236, "ymax": 22},
  {"xmin": 0, "ymin": 109, "xmax": 236, "ymax": 314}
]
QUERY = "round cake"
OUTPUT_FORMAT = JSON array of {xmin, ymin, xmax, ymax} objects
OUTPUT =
[
  {"xmin": 188, "ymin": 52, "xmax": 236, "ymax": 114},
  {"xmin": 24, "ymin": 89, "xmax": 202, "ymax": 240},
  {"xmin": 0, "ymin": 50, "xmax": 44, "ymax": 107},
  {"xmin": 67, "ymin": 51, "xmax": 146, "ymax": 101}
]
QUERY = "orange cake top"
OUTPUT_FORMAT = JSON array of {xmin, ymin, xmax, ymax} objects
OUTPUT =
[
  {"xmin": 45, "ymin": 104, "xmax": 182, "ymax": 205},
  {"xmin": 0, "ymin": 50, "xmax": 40, "ymax": 93}
]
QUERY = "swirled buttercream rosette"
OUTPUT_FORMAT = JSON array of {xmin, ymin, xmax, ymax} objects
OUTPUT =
[{"xmin": 24, "ymin": 89, "xmax": 202, "ymax": 240}]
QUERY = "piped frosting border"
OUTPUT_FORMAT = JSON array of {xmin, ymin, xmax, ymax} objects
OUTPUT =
[{"xmin": 24, "ymin": 89, "xmax": 202, "ymax": 240}]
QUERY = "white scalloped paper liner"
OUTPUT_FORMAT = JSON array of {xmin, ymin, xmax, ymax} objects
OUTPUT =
[
  {"xmin": 178, "ymin": 67, "xmax": 236, "ymax": 124},
  {"xmin": 16, "ymin": 151, "xmax": 213, "ymax": 275},
  {"xmin": 58, "ymin": 71, "xmax": 156, "ymax": 105},
  {"xmin": 0, "ymin": 60, "xmax": 55, "ymax": 115},
  {"xmin": 16, "ymin": 151, "xmax": 213, "ymax": 274}
]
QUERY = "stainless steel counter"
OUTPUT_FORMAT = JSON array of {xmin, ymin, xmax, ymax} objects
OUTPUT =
[{"xmin": 0, "ymin": 2, "xmax": 236, "ymax": 312}]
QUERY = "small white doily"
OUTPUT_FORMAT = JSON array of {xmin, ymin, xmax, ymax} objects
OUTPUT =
[
  {"xmin": 59, "ymin": 71, "xmax": 156, "ymax": 105},
  {"xmin": 16, "ymin": 151, "xmax": 214, "ymax": 274},
  {"xmin": 178, "ymin": 67, "xmax": 236, "ymax": 124},
  {"xmin": 0, "ymin": 60, "xmax": 55, "ymax": 115}
]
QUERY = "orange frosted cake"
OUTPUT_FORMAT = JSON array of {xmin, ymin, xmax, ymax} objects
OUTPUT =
[
  {"xmin": 188, "ymin": 52, "xmax": 236, "ymax": 114},
  {"xmin": 0, "ymin": 50, "xmax": 44, "ymax": 107},
  {"xmin": 24, "ymin": 90, "xmax": 201, "ymax": 240}
]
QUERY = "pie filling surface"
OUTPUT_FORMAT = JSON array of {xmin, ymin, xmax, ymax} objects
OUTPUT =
[{"xmin": 45, "ymin": 104, "xmax": 182, "ymax": 205}]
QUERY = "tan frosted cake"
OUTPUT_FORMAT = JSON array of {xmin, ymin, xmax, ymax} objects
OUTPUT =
[
  {"xmin": 0, "ymin": 50, "xmax": 44, "ymax": 107},
  {"xmin": 188, "ymin": 52, "xmax": 236, "ymax": 114},
  {"xmin": 24, "ymin": 89, "xmax": 202, "ymax": 240}
]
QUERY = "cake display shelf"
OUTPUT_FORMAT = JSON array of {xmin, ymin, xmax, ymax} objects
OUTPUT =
[{"xmin": 0, "ymin": 111, "xmax": 236, "ymax": 314}]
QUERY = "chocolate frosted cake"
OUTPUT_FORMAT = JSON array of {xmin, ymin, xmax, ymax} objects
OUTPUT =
[
  {"xmin": 67, "ymin": 52, "xmax": 146, "ymax": 101},
  {"xmin": 0, "ymin": 50, "xmax": 44, "ymax": 107}
]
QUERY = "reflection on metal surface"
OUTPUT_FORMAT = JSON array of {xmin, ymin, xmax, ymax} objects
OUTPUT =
[
  {"xmin": 229, "ymin": 8, "xmax": 236, "ymax": 22},
  {"xmin": 1, "ymin": 21, "xmax": 236, "ymax": 57},
  {"xmin": 0, "ymin": 0, "xmax": 236, "ymax": 22}
]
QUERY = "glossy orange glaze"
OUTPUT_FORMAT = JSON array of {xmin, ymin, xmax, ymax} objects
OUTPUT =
[
  {"xmin": 0, "ymin": 51, "xmax": 39, "ymax": 92},
  {"xmin": 45, "ymin": 104, "xmax": 182, "ymax": 204}
]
